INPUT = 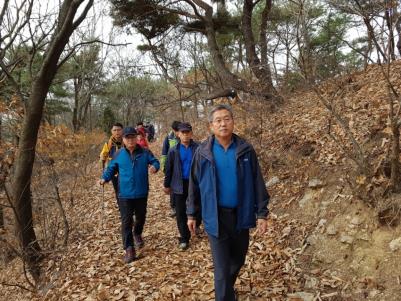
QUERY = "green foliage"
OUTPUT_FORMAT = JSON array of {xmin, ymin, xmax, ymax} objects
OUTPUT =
[
  {"xmin": 102, "ymin": 107, "xmax": 116, "ymax": 133},
  {"xmin": 110, "ymin": 0, "xmax": 179, "ymax": 39}
]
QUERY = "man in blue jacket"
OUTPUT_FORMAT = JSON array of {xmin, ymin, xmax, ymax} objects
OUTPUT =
[
  {"xmin": 163, "ymin": 122, "xmax": 200, "ymax": 250},
  {"xmin": 100, "ymin": 127, "xmax": 160, "ymax": 263},
  {"xmin": 187, "ymin": 104, "xmax": 269, "ymax": 301}
]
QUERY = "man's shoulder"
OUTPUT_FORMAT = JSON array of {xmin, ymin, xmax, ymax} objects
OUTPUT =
[{"xmin": 111, "ymin": 148, "xmax": 125, "ymax": 160}]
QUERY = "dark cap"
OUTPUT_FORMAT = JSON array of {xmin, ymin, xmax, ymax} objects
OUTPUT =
[
  {"xmin": 122, "ymin": 126, "xmax": 138, "ymax": 137},
  {"xmin": 171, "ymin": 121, "xmax": 181, "ymax": 131},
  {"xmin": 178, "ymin": 122, "xmax": 192, "ymax": 132}
]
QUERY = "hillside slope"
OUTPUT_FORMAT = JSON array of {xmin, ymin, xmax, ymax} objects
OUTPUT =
[{"xmin": 1, "ymin": 63, "xmax": 401, "ymax": 300}]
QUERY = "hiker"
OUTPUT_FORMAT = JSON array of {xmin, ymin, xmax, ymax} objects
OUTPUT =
[
  {"xmin": 99, "ymin": 126, "xmax": 160, "ymax": 263},
  {"xmin": 99, "ymin": 122, "xmax": 123, "ymax": 202},
  {"xmin": 187, "ymin": 104, "xmax": 270, "ymax": 301},
  {"xmin": 136, "ymin": 122, "xmax": 149, "ymax": 149},
  {"xmin": 145, "ymin": 122, "xmax": 155, "ymax": 142},
  {"xmin": 161, "ymin": 120, "xmax": 181, "ymax": 217},
  {"xmin": 163, "ymin": 122, "xmax": 201, "ymax": 250}
]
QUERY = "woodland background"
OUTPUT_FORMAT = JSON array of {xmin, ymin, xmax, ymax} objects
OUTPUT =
[{"xmin": 1, "ymin": 0, "xmax": 401, "ymax": 300}]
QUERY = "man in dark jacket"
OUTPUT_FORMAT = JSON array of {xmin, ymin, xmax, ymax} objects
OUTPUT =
[
  {"xmin": 100, "ymin": 127, "xmax": 160, "ymax": 263},
  {"xmin": 163, "ymin": 122, "xmax": 200, "ymax": 250},
  {"xmin": 99, "ymin": 122, "xmax": 124, "ymax": 202},
  {"xmin": 161, "ymin": 120, "xmax": 181, "ymax": 217},
  {"xmin": 187, "ymin": 104, "xmax": 269, "ymax": 301}
]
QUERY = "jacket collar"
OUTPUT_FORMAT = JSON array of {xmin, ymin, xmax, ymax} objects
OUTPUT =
[
  {"xmin": 177, "ymin": 139, "xmax": 197, "ymax": 148},
  {"xmin": 123, "ymin": 145, "xmax": 144, "ymax": 156},
  {"xmin": 199, "ymin": 134, "xmax": 251, "ymax": 161}
]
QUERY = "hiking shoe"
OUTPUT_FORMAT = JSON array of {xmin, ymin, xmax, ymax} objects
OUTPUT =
[
  {"xmin": 124, "ymin": 246, "xmax": 136, "ymax": 264},
  {"xmin": 134, "ymin": 235, "xmax": 144, "ymax": 248},
  {"xmin": 178, "ymin": 242, "xmax": 189, "ymax": 251},
  {"xmin": 169, "ymin": 208, "xmax": 176, "ymax": 218}
]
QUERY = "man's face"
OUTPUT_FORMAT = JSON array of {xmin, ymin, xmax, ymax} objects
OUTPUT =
[
  {"xmin": 123, "ymin": 135, "xmax": 137, "ymax": 149},
  {"xmin": 111, "ymin": 126, "xmax": 123, "ymax": 139},
  {"xmin": 178, "ymin": 131, "xmax": 193, "ymax": 144},
  {"xmin": 210, "ymin": 109, "xmax": 234, "ymax": 139}
]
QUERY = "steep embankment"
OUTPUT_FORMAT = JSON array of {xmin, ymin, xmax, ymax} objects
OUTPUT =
[{"xmin": 254, "ymin": 62, "xmax": 401, "ymax": 301}]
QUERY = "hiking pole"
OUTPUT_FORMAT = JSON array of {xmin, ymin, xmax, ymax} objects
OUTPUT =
[{"xmin": 100, "ymin": 183, "xmax": 105, "ymax": 230}]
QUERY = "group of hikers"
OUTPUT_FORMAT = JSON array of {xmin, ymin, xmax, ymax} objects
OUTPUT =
[{"xmin": 98, "ymin": 104, "xmax": 270, "ymax": 301}]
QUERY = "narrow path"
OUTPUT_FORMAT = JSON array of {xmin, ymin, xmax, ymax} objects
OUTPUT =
[{"xmin": 24, "ymin": 161, "xmax": 302, "ymax": 300}]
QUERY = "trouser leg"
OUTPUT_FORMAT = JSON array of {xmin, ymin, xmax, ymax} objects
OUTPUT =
[
  {"xmin": 118, "ymin": 199, "xmax": 135, "ymax": 249},
  {"xmin": 170, "ymin": 193, "xmax": 175, "ymax": 209},
  {"xmin": 228, "ymin": 230, "xmax": 249, "ymax": 287},
  {"xmin": 111, "ymin": 175, "xmax": 119, "ymax": 205},
  {"xmin": 174, "ymin": 194, "xmax": 190, "ymax": 243},
  {"xmin": 133, "ymin": 197, "xmax": 147, "ymax": 236},
  {"xmin": 208, "ymin": 209, "xmax": 250, "ymax": 301}
]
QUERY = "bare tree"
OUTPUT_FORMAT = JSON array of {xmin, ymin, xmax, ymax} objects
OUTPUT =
[{"xmin": 10, "ymin": 0, "xmax": 94, "ymax": 281}]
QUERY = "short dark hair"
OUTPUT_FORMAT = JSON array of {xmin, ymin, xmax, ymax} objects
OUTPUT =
[
  {"xmin": 171, "ymin": 121, "xmax": 181, "ymax": 131},
  {"xmin": 136, "ymin": 121, "xmax": 144, "ymax": 126},
  {"xmin": 112, "ymin": 122, "xmax": 123, "ymax": 128},
  {"xmin": 208, "ymin": 104, "xmax": 234, "ymax": 123}
]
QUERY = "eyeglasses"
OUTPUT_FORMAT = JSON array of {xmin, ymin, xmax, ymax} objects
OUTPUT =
[{"xmin": 212, "ymin": 117, "xmax": 232, "ymax": 125}]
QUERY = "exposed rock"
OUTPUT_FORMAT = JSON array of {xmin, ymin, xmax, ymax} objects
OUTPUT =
[
  {"xmin": 340, "ymin": 234, "xmax": 354, "ymax": 244},
  {"xmin": 308, "ymin": 178, "xmax": 325, "ymax": 188},
  {"xmin": 287, "ymin": 292, "xmax": 315, "ymax": 301},
  {"xmin": 326, "ymin": 225, "xmax": 337, "ymax": 235},
  {"xmin": 389, "ymin": 237, "xmax": 401, "ymax": 251},
  {"xmin": 350, "ymin": 216, "xmax": 363, "ymax": 225},
  {"xmin": 304, "ymin": 276, "xmax": 319, "ymax": 289},
  {"xmin": 306, "ymin": 234, "xmax": 318, "ymax": 246},
  {"xmin": 266, "ymin": 176, "xmax": 280, "ymax": 187},
  {"xmin": 299, "ymin": 190, "xmax": 315, "ymax": 208}
]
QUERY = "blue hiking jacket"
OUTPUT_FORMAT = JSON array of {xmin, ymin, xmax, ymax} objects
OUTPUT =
[
  {"xmin": 102, "ymin": 146, "xmax": 160, "ymax": 199},
  {"xmin": 187, "ymin": 135, "xmax": 269, "ymax": 237},
  {"xmin": 164, "ymin": 140, "xmax": 199, "ymax": 194}
]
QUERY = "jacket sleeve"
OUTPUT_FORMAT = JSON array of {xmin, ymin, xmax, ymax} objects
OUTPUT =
[
  {"xmin": 99, "ymin": 142, "xmax": 109, "ymax": 162},
  {"xmin": 250, "ymin": 147, "xmax": 270, "ymax": 219},
  {"xmin": 160, "ymin": 136, "xmax": 170, "ymax": 172},
  {"xmin": 187, "ymin": 149, "xmax": 201, "ymax": 217},
  {"xmin": 102, "ymin": 158, "xmax": 118, "ymax": 182},
  {"xmin": 147, "ymin": 150, "xmax": 160, "ymax": 171},
  {"xmin": 164, "ymin": 148, "xmax": 174, "ymax": 188}
]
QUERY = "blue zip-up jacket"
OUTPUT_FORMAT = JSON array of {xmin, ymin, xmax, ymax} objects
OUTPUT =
[
  {"xmin": 187, "ymin": 135, "xmax": 269, "ymax": 237},
  {"xmin": 164, "ymin": 140, "xmax": 199, "ymax": 194},
  {"xmin": 102, "ymin": 146, "xmax": 160, "ymax": 199}
]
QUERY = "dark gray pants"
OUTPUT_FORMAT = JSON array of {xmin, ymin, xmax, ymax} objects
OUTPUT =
[
  {"xmin": 208, "ymin": 208, "xmax": 249, "ymax": 301},
  {"xmin": 118, "ymin": 198, "xmax": 147, "ymax": 249}
]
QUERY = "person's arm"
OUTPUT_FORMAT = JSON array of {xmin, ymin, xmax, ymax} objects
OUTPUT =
[
  {"xmin": 160, "ymin": 135, "xmax": 170, "ymax": 172},
  {"xmin": 101, "ymin": 158, "xmax": 118, "ymax": 182},
  {"xmin": 250, "ymin": 147, "xmax": 270, "ymax": 234},
  {"xmin": 147, "ymin": 150, "xmax": 160, "ymax": 173},
  {"xmin": 163, "ymin": 149, "xmax": 174, "ymax": 189},
  {"xmin": 187, "ymin": 149, "xmax": 201, "ymax": 235},
  {"xmin": 99, "ymin": 142, "xmax": 109, "ymax": 170}
]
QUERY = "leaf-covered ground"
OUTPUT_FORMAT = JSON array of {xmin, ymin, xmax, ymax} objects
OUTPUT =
[{"xmin": 24, "ymin": 165, "xmax": 304, "ymax": 301}]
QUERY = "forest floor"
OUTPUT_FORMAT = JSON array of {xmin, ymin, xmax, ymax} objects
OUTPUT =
[
  {"xmin": 3, "ymin": 62, "xmax": 401, "ymax": 300},
  {"xmin": 1, "ymin": 156, "xmax": 305, "ymax": 301}
]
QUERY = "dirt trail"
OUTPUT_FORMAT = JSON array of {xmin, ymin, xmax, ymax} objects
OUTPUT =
[{"xmin": 1, "ymin": 157, "xmax": 299, "ymax": 301}]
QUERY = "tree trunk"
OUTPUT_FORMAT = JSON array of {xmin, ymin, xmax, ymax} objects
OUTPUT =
[
  {"xmin": 241, "ymin": 0, "xmax": 275, "ymax": 95},
  {"xmin": 390, "ymin": 121, "xmax": 401, "ymax": 191},
  {"xmin": 12, "ymin": 0, "xmax": 93, "ymax": 281},
  {"xmin": 196, "ymin": 1, "xmax": 274, "ymax": 99},
  {"xmin": 72, "ymin": 78, "xmax": 81, "ymax": 132}
]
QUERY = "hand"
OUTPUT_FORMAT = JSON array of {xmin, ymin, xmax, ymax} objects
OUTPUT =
[
  {"xmin": 187, "ymin": 219, "xmax": 197, "ymax": 236},
  {"xmin": 256, "ymin": 218, "xmax": 268, "ymax": 235},
  {"xmin": 149, "ymin": 166, "xmax": 157, "ymax": 174},
  {"xmin": 163, "ymin": 187, "xmax": 171, "ymax": 194},
  {"xmin": 99, "ymin": 179, "xmax": 106, "ymax": 186}
]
